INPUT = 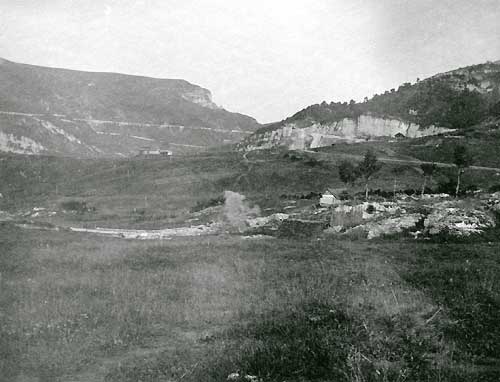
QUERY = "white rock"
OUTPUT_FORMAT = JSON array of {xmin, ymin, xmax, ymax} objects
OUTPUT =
[
  {"xmin": 244, "ymin": 375, "xmax": 259, "ymax": 382},
  {"xmin": 424, "ymin": 204, "xmax": 495, "ymax": 236},
  {"xmin": 246, "ymin": 213, "xmax": 289, "ymax": 228},
  {"xmin": 227, "ymin": 372, "xmax": 240, "ymax": 381},
  {"xmin": 365, "ymin": 214, "xmax": 423, "ymax": 239}
]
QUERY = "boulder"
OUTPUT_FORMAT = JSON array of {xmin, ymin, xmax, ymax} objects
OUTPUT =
[
  {"xmin": 365, "ymin": 214, "xmax": 423, "ymax": 239},
  {"xmin": 247, "ymin": 213, "xmax": 289, "ymax": 229},
  {"xmin": 424, "ymin": 203, "xmax": 495, "ymax": 236},
  {"xmin": 227, "ymin": 373, "xmax": 240, "ymax": 381}
]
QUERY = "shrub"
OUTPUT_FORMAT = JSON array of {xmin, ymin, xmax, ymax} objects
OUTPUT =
[
  {"xmin": 190, "ymin": 195, "xmax": 225, "ymax": 212},
  {"xmin": 60, "ymin": 200, "xmax": 94, "ymax": 214},
  {"xmin": 489, "ymin": 184, "xmax": 500, "ymax": 193},
  {"xmin": 366, "ymin": 204, "xmax": 376, "ymax": 214}
]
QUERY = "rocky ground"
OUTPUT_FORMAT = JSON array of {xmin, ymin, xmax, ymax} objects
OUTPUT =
[
  {"xmin": 2, "ymin": 191, "xmax": 499, "ymax": 242},
  {"xmin": 243, "ymin": 191, "xmax": 500, "ymax": 240}
]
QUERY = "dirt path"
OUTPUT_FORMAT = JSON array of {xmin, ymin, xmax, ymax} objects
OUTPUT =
[
  {"xmin": 307, "ymin": 150, "xmax": 500, "ymax": 172},
  {"xmin": 243, "ymin": 148, "xmax": 500, "ymax": 172}
]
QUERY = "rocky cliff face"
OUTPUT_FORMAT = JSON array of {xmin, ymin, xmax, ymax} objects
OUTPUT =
[
  {"xmin": 428, "ymin": 60, "xmax": 500, "ymax": 94},
  {"xmin": 0, "ymin": 58, "xmax": 259, "ymax": 157},
  {"xmin": 243, "ymin": 114, "xmax": 454, "ymax": 151},
  {"xmin": 243, "ymin": 59, "xmax": 500, "ymax": 152},
  {"xmin": 181, "ymin": 88, "xmax": 220, "ymax": 109}
]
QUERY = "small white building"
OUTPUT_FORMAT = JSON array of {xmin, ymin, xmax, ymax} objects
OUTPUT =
[
  {"xmin": 320, "ymin": 191, "xmax": 336, "ymax": 206},
  {"xmin": 319, "ymin": 189, "xmax": 345, "ymax": 207}
]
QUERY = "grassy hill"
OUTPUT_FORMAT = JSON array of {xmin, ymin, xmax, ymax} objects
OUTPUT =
[
  {"xmin": 255, "ymin": 60, "xmax": 500, "ymax": 136},
  {"xmin": 0, "ymin": 58, "xmax": 260, "ymax": 157}
]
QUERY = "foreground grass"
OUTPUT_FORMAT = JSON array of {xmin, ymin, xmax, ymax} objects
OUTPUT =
[
  {"xmin": 397, "ymin": 239, "xmax": 500, "ymax": 366},
  {"xmin": 2, "ymin": 222, "xmax": 500, "ymax": 382}
]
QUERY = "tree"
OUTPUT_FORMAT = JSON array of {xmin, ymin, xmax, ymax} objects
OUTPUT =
[
  {"xmin": 338, "ymin": 160, "xmax": 359, "ymax": 188},
  {"xmin": 453, "ymin": 145, "xmax": 473, "ymax": 197},
  {"xmin": 420, "ymin": 162, "xmax": 437, "ymax": 197},
  {"xmin": 358, "ymin": 149, "xmax": 382, "ymax": 200}
]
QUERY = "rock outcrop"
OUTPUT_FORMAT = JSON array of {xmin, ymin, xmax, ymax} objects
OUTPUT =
[
  {"xmin": 181, "ymin": 88, "xmax": 220, "ymax": 109},
  {"xmin": 243, "ymin": 60, "xmax": 500, "ymax": 152},
  {"xmin": 243, "ymin": 114, "xmax": 454, "ymax": 151},
  {"xmin": 326, "ymin": 196, "xmax": 497, "ymax": 239},
  {"xmin": 424, "ymin": 201, "xmax": 496, "ymax": 236},
  {"xmin": 365, "ymin": 214, "xmax": 423, "ymax": 239}
]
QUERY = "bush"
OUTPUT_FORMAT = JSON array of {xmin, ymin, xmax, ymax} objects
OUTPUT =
[
  {"xmin": 60, "ymin": 200, "xmax": 94, "ymax": 214},
  {"xmin": 366, "ymin": 204, "xmax": 376, "ymax": 214},
  {"xmin": 190, "ymin": 195, "xmax": 225, "ymax": 212},
  {"xmin": 339, "ymin": 190, "xmax": 350, "ymax": 200},
  {"xmin": 489, "ymin": 184, "xmax": 500, "ymax": 193},
  {"xmin": 437, "ymin": 177, "xmax": 457, "ymax": 195},
  {"xmin": 304, "ymin": 157, "xmax": 321, "ymax": 167}
]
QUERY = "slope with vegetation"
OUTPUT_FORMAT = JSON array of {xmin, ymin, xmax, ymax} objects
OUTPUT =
[
  {"xmin": 243, "ymin": 60, "xmax": 500, "ymax": 150},
  {"xmin": 0, "ymin": 58, "xmax": 260, "ymax": 157}
]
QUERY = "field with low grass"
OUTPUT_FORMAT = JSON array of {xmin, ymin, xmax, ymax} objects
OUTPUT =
[
  {"xmin": 2, "ymin": 148, "xmax": 500, "ymax": 381},
  {"xmin": 2, "ymin": 224, "xmax": 500, "ymax": 381}
]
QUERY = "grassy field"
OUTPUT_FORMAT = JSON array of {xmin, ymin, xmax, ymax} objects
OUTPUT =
[
  {"xmin": 2, "ymin": 149, "xmax": 500, "ymax": 381},
  {"xmin": 316, "ymin": 133, "xmax": 500, "ymax": 172},
  {"xmin": 2, "ymin": 225, "xmax": 500, "ymax": 381},
  {"xmin": 0, "ymin": 146, "xmax": 434, "ymax": 227}
]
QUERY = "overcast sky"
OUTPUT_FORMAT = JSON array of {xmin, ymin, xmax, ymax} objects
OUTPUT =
[{"xmin": 1, "ymin": 0, "xmax": 499, "ymax": 123}]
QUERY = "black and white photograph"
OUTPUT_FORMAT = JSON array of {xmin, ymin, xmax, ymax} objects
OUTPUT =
[{"xmin": 1, "ymin": 1, "xmax": 500, "ymax": 381}]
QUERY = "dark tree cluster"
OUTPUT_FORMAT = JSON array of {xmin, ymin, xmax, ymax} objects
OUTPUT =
[
  {"xmin": 337, "ymin": 145, "xmax": 474, "ymax": 200},
  {"xmin": 286, "ymin": 100, "xmax": 362, "ymax": 125},
  {"xmin": 338, "ymin": 149, "xmax": 382, "ymax": 200}
]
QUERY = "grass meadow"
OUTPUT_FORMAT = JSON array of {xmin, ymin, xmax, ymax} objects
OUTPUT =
[
  {"xmin": 2, "ymin": 147, "xmax": 500, "ymax": 381},
  {"xmin": 2, "ymin": 222, "xmax": 500, "ymax": 381}
]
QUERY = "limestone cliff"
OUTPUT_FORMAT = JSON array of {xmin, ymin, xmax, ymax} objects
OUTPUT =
[
  {"xmin": 243, "ymin": 59, "xmax": 500, "ymax": 152},
  {"xmin": 243, "ymin": 114, "xmax": 454, "ymax": 151},
  {"xmin": 181, "ymin": 88, "xmax": 220, "ymax": 109}
]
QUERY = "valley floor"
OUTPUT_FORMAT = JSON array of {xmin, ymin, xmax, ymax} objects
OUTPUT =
[
  {"xmin": 2, "ymin": 224, "xmax": 500, "ymax": 382},
  {"xmin": 2, "ymin": 147, "xmax": 500, "ymax": 381}
]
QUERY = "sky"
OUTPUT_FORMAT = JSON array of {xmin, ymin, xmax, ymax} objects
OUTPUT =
[{"xmin": 1, "ymin": 0, "xmax": 499, "ymax": 123}]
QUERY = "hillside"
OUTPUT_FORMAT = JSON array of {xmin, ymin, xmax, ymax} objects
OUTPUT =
[
  {"xmin": 0, "ymin": 58, "xmax": 260, "ymax": 157},
  {"xmin": 243, "ymin": 60, "xmax": 500, "ymax": 151}
]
